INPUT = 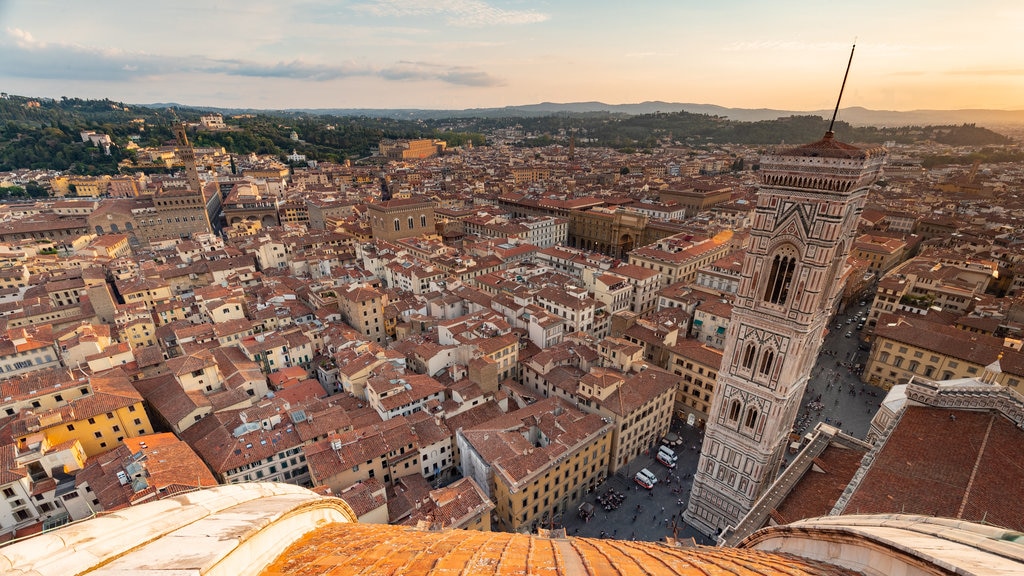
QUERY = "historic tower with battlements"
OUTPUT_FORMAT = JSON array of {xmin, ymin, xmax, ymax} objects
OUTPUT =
[{"xmin": 684, "ymin": 131, "xmax": 885, "ymax": 536}]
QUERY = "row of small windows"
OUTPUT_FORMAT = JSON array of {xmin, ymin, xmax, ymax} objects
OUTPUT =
[{"xmin": 393, "ymin": 215, "xmax": 429, "ymax": 231}]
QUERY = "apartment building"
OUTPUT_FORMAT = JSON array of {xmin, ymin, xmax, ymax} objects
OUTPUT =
[
  {"xmin": 8, "ymin": 371, "xmax": 152, "ymax": 459},
  {"xmin": 851, "ymin": 234, "xmax": 908, "ymax": 275},
  {"xmin": 864, "ymin": 312, "xmax": 1024, "ymax": 391},
  {"xmin": 458, "ymin": 397, "xmax": 613, "ymax": 533},
  {"xmin": 667, "ymin": 338, "xmax": 724, "ymax": 427},
  {"xmin": 339, "ymin": 284, "xmax": 387, "ymax": 345},
  {"xmin": 867, "ymin": 256, "xmax": 997, "ymax": 329},
  {"xmin": 628, "ymin": 233, "xmax": 732, "ymax": 288},
  {"xmin": 610, "ymin": 264, "xmax": 661, "ymax": 316}
]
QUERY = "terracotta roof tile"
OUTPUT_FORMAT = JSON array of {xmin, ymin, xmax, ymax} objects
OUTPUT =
[
  {"xmin": 845, "ymin": 405, "xmax": 1024, "ymax": 531},
  {"xmin": 260, "ymin": 522, "xmax": 861, "ymax": 576}
]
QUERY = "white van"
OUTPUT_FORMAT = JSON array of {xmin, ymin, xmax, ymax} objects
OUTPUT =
[
  {"xmin": 634, "ymin": 468, "xmax": 658, "ymax": 489},
  {"xmin": 656, "ymin": 446, "xmax": 677, "ymax": 468}
]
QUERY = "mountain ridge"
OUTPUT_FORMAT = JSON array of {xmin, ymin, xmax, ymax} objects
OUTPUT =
[{"xmin": 141, "ymin": 100, "xmax": 1024, "ymax": 127}]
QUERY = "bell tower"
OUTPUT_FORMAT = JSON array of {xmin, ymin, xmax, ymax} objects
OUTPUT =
[
  {"xmin": 683, "ymin": 131, "xmax": 885, "ymax": 535},
  {"xmin": 173, "ymin": 122, "xmax": 203, "ymax": 195}
]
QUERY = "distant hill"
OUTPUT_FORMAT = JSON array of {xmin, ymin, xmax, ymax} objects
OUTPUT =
[{"xmin": 137, "ymin": 101, "xmax": 1024, "ymax": 128}]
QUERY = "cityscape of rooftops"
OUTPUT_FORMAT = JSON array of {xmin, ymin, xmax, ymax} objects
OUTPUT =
[{"xmin": 0, "ymin": 1, "xmax": 1023, "ymax": 574}]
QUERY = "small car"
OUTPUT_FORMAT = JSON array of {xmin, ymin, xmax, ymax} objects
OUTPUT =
[{"xmin": 845, "ymin": 332, "xmax": 852, "ymax": 338}]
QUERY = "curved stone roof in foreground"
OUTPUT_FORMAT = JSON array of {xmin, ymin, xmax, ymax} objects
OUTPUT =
[
  {"xmin": 1, "ymin": 483, "xmax": 357, "ymax": 576},
  {"xmin": 5, "ymin": 483, "xmax": 1024, "ymax": 576},
  {"xmin": 261, "ymin": 522, "xmax": 857, "ymax": 576},
  {"xmin": 744, "ymin": 514, "xmax": 1024, "ymax": 576}
]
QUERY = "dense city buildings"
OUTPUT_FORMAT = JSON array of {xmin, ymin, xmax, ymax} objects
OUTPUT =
[{"xmin": 3, "ymin": 110, "xmax": 1024, "ymax": 576}]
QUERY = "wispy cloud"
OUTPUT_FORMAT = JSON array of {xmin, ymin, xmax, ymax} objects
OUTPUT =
[
  {"xmin": 722, "ymin": 40, "xmax": 850, "ymax": 52},
  {"xmin": 356, "ymin": 0, "xmax": 549, "ymax": 27},
  {"xmin": 0, "ymin": 28, "xmax": 502, "ymax": 87},
  {"xmin": 947, "ymin": 69, "xmax": 1024, "ymax": 77},
  {"xmin": 888, "ymin": 68, "xmax": 1024, "ymax": 78},
  {"xmin": 381, "ymin": 61, "xmax": 503, "ymax": 86}
]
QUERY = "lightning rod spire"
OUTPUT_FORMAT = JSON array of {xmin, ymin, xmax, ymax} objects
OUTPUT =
[{"xmin": 828, "ymin": 43, "xmax": 856, "ymax": 135}]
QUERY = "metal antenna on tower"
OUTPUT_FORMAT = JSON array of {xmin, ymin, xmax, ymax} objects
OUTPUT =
[{"xmin": 828, "ymin": 44, "xmax": 856, "ymax": 135}]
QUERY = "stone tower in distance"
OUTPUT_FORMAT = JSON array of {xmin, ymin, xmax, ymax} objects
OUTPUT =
[{"xmin": 684, "ymin": 131, "xmax": 885, "ymax": 536}]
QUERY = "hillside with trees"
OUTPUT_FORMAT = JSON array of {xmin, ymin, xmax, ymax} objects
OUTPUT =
[{"xmin": 0, "ymin": 94, "xmax": 1015, "ymax": 175}]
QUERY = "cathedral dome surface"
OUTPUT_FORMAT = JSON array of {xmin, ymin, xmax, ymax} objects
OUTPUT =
[{"xmin": 260, "ymin": 522, "xmax": 858, "ymax": 576}]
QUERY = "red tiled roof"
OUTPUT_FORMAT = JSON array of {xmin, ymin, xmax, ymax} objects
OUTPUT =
[
  {"xmin": 773, "ymin": 444, "xmax": 866, "ymax": 525},
  {"xmin": 259, "ymin": 522, "xmax": 862, "ymax": 576},
  {"xmin": 845, "ymin": 406, "xmax": 1024, "ymax": 531}
]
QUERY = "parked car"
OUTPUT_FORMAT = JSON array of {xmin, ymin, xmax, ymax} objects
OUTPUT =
[
  {"xmin": 656, "ymin": 446, "xmax": 678, "ymax": 468},
  {"xmin": 845, "ymin": 332, "xmax": 852, "ymax": 338},
  {"xmin": 634, "ymin": 468, "xmax": 658, "ymax": 489}
]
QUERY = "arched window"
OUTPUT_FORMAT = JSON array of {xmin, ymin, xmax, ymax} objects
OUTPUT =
[
  {"xmin": 741, "ymin": 343, "xmax": 756, "ymax": 370},
  {"xmin": 744, "ymin": 408, "xmax": 758, "ymax": 429},
  {"xmin": 728, "ymin": 400, "xmax": 741, "ymax": 421},
  {"xmin": 393, "ymin": 219, "xmax": 400, "ymax": 232},
  {"xmin": 759, "ymin": 350, "xmax": 774, "ymax": 376},
  {"xmin": 763, "ymin": 248, "xmax": 798, "ymax": 305},
  {"xmin": 420, "ymin": 214, "xmax": 427, "ymax": 227},
  {"xmin": 407, "ymin": 216, "xmax": 414, "ymax": 230}
]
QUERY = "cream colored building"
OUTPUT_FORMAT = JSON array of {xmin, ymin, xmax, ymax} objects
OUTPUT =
[
  {"xmin": 864, "ymin": 312, "xmax": 1024, "ymax": 391},
  {"xmin": 458, "ymin": 397, "xmax": 613, "ymax": 533},
  {"xmin": 667, "ymin": 338, "xmax": 724, "ymax": 426}
]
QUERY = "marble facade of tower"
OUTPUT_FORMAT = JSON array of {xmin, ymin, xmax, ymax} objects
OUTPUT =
[{"xmin": 684, "ymin": 132, "xmax": 885, "ymax": 536}]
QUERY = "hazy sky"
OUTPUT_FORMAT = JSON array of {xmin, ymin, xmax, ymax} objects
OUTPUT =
[{"xmin": 1, "ymin": 0, "xmax": 1022, "ymax": 111}]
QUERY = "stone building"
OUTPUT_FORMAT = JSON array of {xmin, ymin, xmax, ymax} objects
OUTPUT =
[{"xmin": 368, "ymin": 198, "xmax": 436, "ymax": 242}]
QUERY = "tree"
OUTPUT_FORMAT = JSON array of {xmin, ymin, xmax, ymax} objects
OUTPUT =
[{"xmin": 25, "ymin": 182, "xmax": 47, "ymax": 198}]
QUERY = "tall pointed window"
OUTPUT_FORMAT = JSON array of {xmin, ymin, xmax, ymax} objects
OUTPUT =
[
  {"xmin": 758, "ymin": 350, "xmax": 774, "ymax": 377},
  {"xmin": 741, "ymin": 343, "xmax": 756, "ymax": 370},
  {"xmin": 764, "ymin": 254, "xmax": 796, "ymax": 304},
  {"xmin": 763, "ymin": 246, "xmax": 799, "ymax": 306},
  {"xmin": 744, "ymin": 407, "xmax": 758, "ymax": 429},
  {"xmin": 728, "ymin": 400, "xmax": 741, "ymax": 421}
]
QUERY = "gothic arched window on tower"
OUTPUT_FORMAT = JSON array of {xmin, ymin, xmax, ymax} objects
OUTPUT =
[
  {"xmin": 728, "ymin": 399, "xmax": 741, "ymax": 421},
  {"xmin": 744, "ymin": 407, "xmax": 759, "ymax": 429},
  {"xmin": 741, "ymin": 343, "xmax": 756, "ymax": 370},
  {"xmin": 758, "ymin": 350, "xmax": 774, "ymax": 377},
  {"xmin": 393, "ymin": 219, "xmax": 400, "ymax": 232},
  {"xmin": 763, "ymin": 249, "xmax": 798, "ymax": 305}
]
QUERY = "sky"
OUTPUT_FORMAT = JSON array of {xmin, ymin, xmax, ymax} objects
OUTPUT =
[{"xmin": 1, "ymin": 0, "xmax": 1022, "ymax": 111}]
